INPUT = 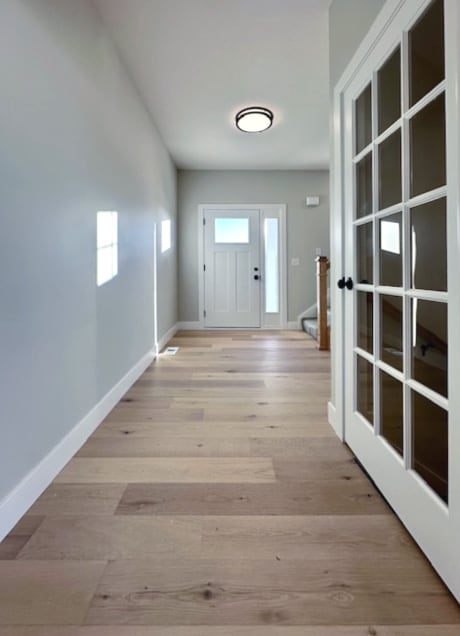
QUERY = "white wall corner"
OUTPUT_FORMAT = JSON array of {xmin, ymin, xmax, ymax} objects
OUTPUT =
[
  {"xmin": 157, "ymin": 322, "xmax": 179, "ymax": 352},
  {"xmin": 286, "ymin": 321, "xmax": 300, "ymax": 330},
  {"xmin": 0, "ymin": 348, "xmax": 155, "ymax": 542}
]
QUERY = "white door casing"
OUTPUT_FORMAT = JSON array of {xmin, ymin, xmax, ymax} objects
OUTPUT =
[{"xmin": 332, "ymin": 0, "xmax": 460, "ymax": 602}]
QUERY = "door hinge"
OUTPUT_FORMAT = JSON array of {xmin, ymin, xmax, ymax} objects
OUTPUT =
[
  {"xmin": 203, "ymin": 217, "xmax": 206, "ymax": 225},
  {"xmin": 203, "ymin": 309, "xmax": 206, "ymax": 318},
  {"xmin": 203, "ymin": 264, "xmax": 206, "ymax": 271}
]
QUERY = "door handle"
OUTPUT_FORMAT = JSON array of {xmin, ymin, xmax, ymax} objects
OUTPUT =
[{"xmin": 337, "ymin": 277, "xmax": 354, "ymax": 290}]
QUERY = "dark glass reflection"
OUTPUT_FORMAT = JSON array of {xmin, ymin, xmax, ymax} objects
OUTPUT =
[
  {"xmin": 357, "ymin": 222, "xmax": 373, "ymax": 284},
  {"xmin": 411, "ymin": 299, "xmax": 448, "ymax": 397},
  {"xmin": 412, "ymin": 390, "xmax": 448, "ymax": 503},
  {"xmin": 411, "ymin": 198, "xmax": 447, "ymax": 291},
  {"xmin": 410, "ymin": 94, "xmax": 446, "ymax": 197},
  {"xmin": 357, "ymin": 355, "xmax": 374, "ymax": 426},
  {"xmin": 380, "ymin": 371, "xmax": 403, "ymax": 457},
  {"xmin": 378, "ymin": 46, "xmax": 401, "ymax": 134},
  {"xmin": 379, "ymin": 131, "xmax": 401, "ymax": 210},
  {"xmin": 356, "ymin": 153, "xmax": 373, "ymax": 219},
  {"xmin": 380, "ymin": 212, "xmax": 402, "ymax": 287},
  {"xmin": 380, "ymin": 295, "xmax": 403, "ymax": 372},
  {"xmin": 355, "ymin": 83, "xmax": 372, "ymax": 154},
  {"xmin": 357, "ymin": 292, "xmax": 373, "ymax": 353},
  {"xmin": 409, "ymin": 0, "xmax": 445, "ymax": 107}
]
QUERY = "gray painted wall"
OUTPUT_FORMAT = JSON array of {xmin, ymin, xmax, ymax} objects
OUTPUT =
[
  {"xmin": 178, "ymin": 170, "xmax": 329, "ymax": 323},
  {"xmin": 0, "ymin": 0, "xmax": 177, "ymax": 501},
  {"xmin": 329, "ymin": 0, "xmax": 386, "ymax": 90}
]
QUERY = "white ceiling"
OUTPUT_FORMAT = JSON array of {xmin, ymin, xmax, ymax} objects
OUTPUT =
[{"xmin": 94, "ymin": 0, "xmax": 330, "ymax": 170}]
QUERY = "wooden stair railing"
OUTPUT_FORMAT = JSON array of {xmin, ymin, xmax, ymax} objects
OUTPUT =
[{"xmin": 316, "ymin": 256, "xmax": 330, "ymax": 351}]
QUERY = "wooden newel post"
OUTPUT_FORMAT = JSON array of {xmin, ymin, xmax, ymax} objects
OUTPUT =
[{"xmin": 315, "ymin": 256, "xmax": 330, "ymax": 351}]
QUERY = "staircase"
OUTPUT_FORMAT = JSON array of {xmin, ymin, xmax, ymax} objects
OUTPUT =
[{"xmin": 302, "ymin": 255, "xmax": 330, "ymax": 351}]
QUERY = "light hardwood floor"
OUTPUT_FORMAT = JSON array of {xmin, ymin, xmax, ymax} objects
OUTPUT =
[{"xmin": 0, "ymin": 330, "xmax": 459, "ymax": 634}]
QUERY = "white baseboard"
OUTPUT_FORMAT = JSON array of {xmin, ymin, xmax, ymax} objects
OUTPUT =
[
  {"xmin": 0, "ymin": 348, "xmax": 155, "ymax": 542},
  {"xmin": 286, "ymin": 321, "xmax": 299, "ymax": 330},
  {"xmin": 177, "ymin": 321, "xmax": 202, "ymax": 330},
  {"xmin": 328, "ymin": 400, "xmax": 343, "ymax": 441},
  {"xmin": 157, "ymin": 323, "xmax": 179, "ymax": 352}
]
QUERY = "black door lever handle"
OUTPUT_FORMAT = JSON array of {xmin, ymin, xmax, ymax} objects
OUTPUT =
[{"xmin": 338, "ymin": 277, "xmax": 353, "ymax": 290}]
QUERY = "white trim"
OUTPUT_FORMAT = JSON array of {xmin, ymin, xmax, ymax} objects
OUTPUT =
[
  {"xmin": 198, "ymin": 204, "xmax": 287, "ymax": 329},
  {"xmin": 157, "ymin": 323, "xmax": 179, "ymax": 352},
  {"xmin": 286, "ymin": 321, "xmax": 299, "ymax": 330},
  {"xmin": 0, "ymin": 349, "xmax": 155, "ymax": 542}
]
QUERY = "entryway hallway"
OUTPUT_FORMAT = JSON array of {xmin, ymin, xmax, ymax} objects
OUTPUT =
[{"xmin": 0, "ymin": 331, "xmax": 459, "ymax": 633}]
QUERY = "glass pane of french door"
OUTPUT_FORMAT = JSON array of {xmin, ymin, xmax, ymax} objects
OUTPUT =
[{"xmin": 352, "ymin": 0, "xmax": 448, "ymax": 503}]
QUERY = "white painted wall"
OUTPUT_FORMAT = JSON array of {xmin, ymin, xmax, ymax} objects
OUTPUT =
[
  {"xmin": 0, "ymin": 0, "xmax": 177, "ymax": 504},
  {"xmin": 178, "ymin": 170, "xmax": 329, "ymax": 324}
]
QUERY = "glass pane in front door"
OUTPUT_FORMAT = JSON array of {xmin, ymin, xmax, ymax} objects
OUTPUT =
[
  {"xmin": 380, "ymin": 370, "xmax": 404, "ymax": 457},
  {"xmin": 409, "ymin": 0, "xmax": 445, "ymax": 106},
  {"xmin": 380, "ymin": 295, "xmax": 403, "ymax": 371},
  {"xmin": 355, "ymin": 83, "xmax": 372, "ymax": 153},
  {"xmin": 378, "ymin": 131, "xmax": 402, "ymax": 210},
  {"xmin": 410, "ymin": 198, "xmax": 447, "ymax": 291},
  {"xmin": 356, "ymin": 355, "xmax": 374, "ymax": 426},
  {"xmin": 379, "ymin": 212, "xmax": 403, "ymax": 287},
  {"xmin": 412, "ymin": 389, "xmax": 448, "ymax": 503},
  {"xmin": 410, "ymin": 93, "xmax": 446, "ymax": 197},
  {"xmin": 378, "ymin": 46, "xmax": 401, "ymax": 134}
]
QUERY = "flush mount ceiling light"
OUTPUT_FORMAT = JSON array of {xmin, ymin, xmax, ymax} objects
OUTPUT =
[{"xmin": 235, "ymin": 106, "xmax": 273, "ymax": 133}]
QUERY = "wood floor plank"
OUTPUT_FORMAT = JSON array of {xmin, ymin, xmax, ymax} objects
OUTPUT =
[
  {"xmin": 85, "ymin": 558, "xmax": 460, "ymax": 625},
  {"xmin": 2, "ymin": 627, "xmax": 460, "ymax": 636},
  {"xmin": 0, "ymin": 536, "xmax": 30, "ymax": 560},
  {"xmin": 0, "ymin": 561, "xmax": 106, "ymax": 625},
  {"xmin": 27, "ymin": 485, "xmax": 126, "ymax": 516},
  {"xmin": 0, "ymin": 624, "xmax": 460, "ymax": 636},
  {"xmin": 77, "ymin": 436, "xmax": 353, "ymax": 459},
  {"xmin": 0, "ymin": 516, "xmax": 45, "ymax": 559},
  {"xmin": 103, "ymin": 407, "xmax": 204, "ymax": 423},
  {"xmin": 54, "ymin": 457, "xmax": 276, "ymax": 483},
  {"xmin": 115, "ymin": 480, "xmax": 389, "ymax": 516},
  {"xmin": 199, "ymin": 515, "xmax": 415, "ymax": 559},
  {"xmin": 91, "ymin": 421, "xmax": 334, "ymax": 439},
  {"xmin": 17, "ymin": 516, "xmax": 200, "ymax": 560}
]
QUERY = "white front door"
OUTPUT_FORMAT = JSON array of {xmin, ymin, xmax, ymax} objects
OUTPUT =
[
  {"xmin": 203, "ymin": 208, "xmax": 261, "ymax": 328},
  {"xmin": 341, "ymin": 0, "xmax": 460, "ymax": 601}
]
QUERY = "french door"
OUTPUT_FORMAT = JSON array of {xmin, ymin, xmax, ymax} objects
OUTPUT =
[{"xmin": 342, "ymin": 0, "xmax": 460, "ymax": 600}]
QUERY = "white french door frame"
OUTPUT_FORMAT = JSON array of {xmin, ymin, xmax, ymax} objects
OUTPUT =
[
  {"xmin": 331, "ymin": 0, "xmax": 460, "ymax": 601},
  {"xmin": 197, "ymin": 204, "xmax": 287, "ymax": 329}
]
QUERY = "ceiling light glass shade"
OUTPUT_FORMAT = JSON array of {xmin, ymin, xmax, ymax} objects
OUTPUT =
[{"xmin": 235, "ymin": 107, "xmax": 273, "ymax": 133}]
